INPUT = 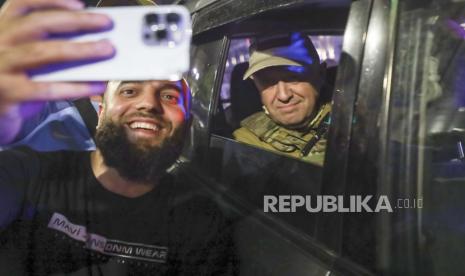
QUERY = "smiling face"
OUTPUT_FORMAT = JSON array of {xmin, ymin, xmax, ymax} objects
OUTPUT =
[
  {"xmin": 99, "ymin": 80, "xmax": 187, "ymax": 148},
  {"xmin": 253, "ymin": 66, "xmax": 320, "ymax": 128},
  {"xmin": 94, "ymin": 80, "xmax": 189, "ymax": 183}
]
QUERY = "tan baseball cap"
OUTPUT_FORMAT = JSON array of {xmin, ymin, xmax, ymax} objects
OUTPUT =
[{"xmin": 243, "ymin": 33, "xmax": 321, "ymax": 80}]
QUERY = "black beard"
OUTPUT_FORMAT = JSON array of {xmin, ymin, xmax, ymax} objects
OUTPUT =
[{"xmin": 94, "ymin": 120, "xmax": 185, "ymax": 184}]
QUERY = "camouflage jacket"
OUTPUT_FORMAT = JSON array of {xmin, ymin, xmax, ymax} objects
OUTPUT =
[{"xmin": 233, "ymin": 103, "xmax": 331, "ymax": 166}]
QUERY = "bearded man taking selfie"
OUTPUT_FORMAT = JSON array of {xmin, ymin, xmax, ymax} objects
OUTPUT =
[{"xmin": 0, "ymin": 0, "xmax": 236, "ymax": 275}]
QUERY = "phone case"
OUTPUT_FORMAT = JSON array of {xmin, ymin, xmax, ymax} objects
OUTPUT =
[{"xmin": 31, "ymin": 5, "xmax": 192, "ymax": 81}]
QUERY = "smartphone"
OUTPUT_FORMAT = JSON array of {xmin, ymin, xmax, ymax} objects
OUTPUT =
[{"xmin": 31, "ymin": 5, "xmax": 192, "ymax": 81}]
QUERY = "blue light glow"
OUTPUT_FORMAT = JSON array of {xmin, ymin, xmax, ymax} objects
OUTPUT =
[
  {"xmin": 272, "ymin": 32, "xmax": 316, "ymax": 66},
  {"xmin": 284, "ymin": 65, "xmax": 305, "ymax": 73}
]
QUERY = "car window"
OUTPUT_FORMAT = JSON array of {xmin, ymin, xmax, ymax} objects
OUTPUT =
[
  {"xmin": 212, "ymin": 35, "xmax": 343, "ymax": 162},
  {"xmin": 216, "ymin": 35, "xmax": 342, "ymax": 133}
]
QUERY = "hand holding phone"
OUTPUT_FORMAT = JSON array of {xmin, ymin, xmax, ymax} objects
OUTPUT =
[
  {"xmin": 0, "ymin": 0, "xmax": 113, "ymax": 143},
  {"xmin": 30, "ymin": 6, "xmax": 192, "ymax": 82}
]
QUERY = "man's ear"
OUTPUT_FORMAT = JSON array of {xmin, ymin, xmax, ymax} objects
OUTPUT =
[
  {"xmin": 96, "ymin": 103, "xmax": 104, "ymax": 129},
  {"xmin": 98, "ymin": 103, "xmax": 103, "ymax": 116}
]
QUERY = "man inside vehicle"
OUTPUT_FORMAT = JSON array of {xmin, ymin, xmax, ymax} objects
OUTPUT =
[
  {"xmin": 0, "ymin": 0, "xmax": 235, "ymax": 275},
  {"xmin": 233, "ymin": 33, "xmax": 331, "ymax": 166}
]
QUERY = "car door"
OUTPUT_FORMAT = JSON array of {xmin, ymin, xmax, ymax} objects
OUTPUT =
[
  {"xmin": 183, "ymin": 1, "xmax": 379, "ymax": 275},
  {"xmin": 376, "ymin": 0, "xmax": 465, "ymax": 275}
]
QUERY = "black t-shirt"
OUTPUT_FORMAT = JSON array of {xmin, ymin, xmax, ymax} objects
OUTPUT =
[{"xmin": 0, "ymin": 147, "xmax": 235, "ymax": 275}]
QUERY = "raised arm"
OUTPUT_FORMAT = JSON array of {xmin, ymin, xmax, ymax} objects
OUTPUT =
[{"xmin": 0, "ymin": 0, "xmax": 114, "ymax": 144}]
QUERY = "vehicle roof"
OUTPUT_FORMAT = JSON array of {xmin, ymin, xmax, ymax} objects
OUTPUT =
[
  {"xmin": 189, "ymin": 0, "xmax": 352, "ymax": 36},
  {"xmin": 180, "ymin": 0, "xmax": 352, "ymax": 13}
]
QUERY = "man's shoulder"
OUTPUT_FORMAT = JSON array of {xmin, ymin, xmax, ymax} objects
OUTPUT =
[
  {"xmin": 0, "ymin": 148, "xmax": 91, "ymax": 195},
  {"xmin": 162, "ymin": 173, "xmax": 230, "ymax": 239},
  {"xmin": 308, "ymin": 103, "xmax": 331, "ymax": 130},
  {"xmin": 166, "ymin": 171, "xmax": 226, "ymax": 218},
  {"xmin": 169, "ymin": 173, "xmax": 219, "ymax": 208},
  {"xmin": 234, "ymin": 112, "xmax": 276, "ymax": 138},
  {"xmin": 240, "ymin": 111, "xmax": 274, "ymax": 130},
  {"xmin": 233, "ymin": 126, "xmax": 258, "ymax": 142},
  {"xmin": 0, "ymin": 147, "xmax": 90, "ymax": 170},
  {"xmin": 1, "ymin": 147, "xmax": 89, "ymax": 158}
]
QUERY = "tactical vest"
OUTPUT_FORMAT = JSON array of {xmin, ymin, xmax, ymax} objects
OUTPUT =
[{"xmin": 240, "ymin": 103, "xmax": 331, "ymax": 159}]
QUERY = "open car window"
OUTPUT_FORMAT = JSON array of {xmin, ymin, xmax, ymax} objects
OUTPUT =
[
  {"xmin": 211, "ymin": 35, "xmax": 343, "ymax": 168},
  {"xmin": 216, "ymin": 35, "xmax": 343, "ymax": 136}
]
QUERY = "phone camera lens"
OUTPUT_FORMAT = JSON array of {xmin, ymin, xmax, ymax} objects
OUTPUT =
[
  {"xmin": 166, "ymin": 13, "xmax": 180, "ymax": 24},
  {"xmin": 145, "ymin": 13, "xmax": 159, "ymax": 25},
  {"xmin": 155, "ymin": 29, "xmax": 168, "ymax": 40}
]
